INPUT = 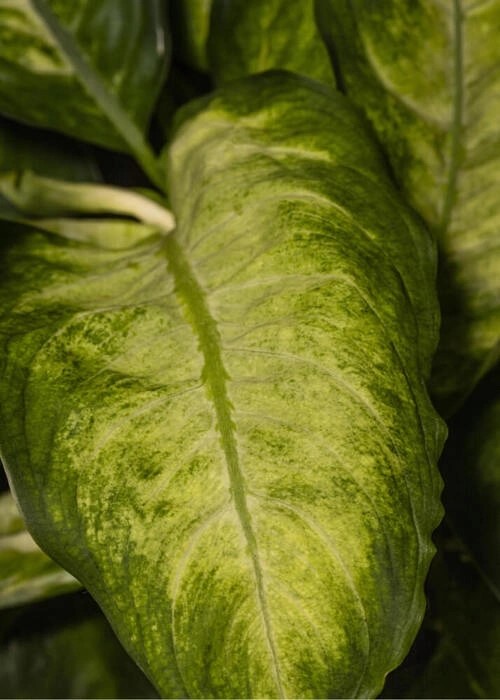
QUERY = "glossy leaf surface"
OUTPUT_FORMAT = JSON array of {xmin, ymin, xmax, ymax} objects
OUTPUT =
[
  {"xmin": 0, "ymin": 491, "xmax": 80, "ymax": 609},
  {"xmin": 316, "ymin": 0, "xmax": 500, "ymax": 414},
  {"xmin": 0, "ymin": 73, "xmax": 444, "ymax": 698},
  {"xmin": 0, "ymin": 0, "xmax": 168, "ymax": 187},
  {"xmin": 208, "ymin": 0, "xmax": 334, "ymax": 84}
]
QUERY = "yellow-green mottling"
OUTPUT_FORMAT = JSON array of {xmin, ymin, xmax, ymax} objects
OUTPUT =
[
  {"xmin": 316, "ymin": 0, "xmax": 500, "ymax": 414},
  {"xmin": 0, "ymin": 73, "xmax": 445, "ymax": 698}
]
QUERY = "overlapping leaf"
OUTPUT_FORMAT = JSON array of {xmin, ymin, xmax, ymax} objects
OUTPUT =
[
  {"xmin": 208, "ymin": 0, "xmax": 334, "ymax": 84},
  {"xmin": 0, "ymin": 73, "xmax": 445, "ymax": 698},
  {"xmin": 316, "ymin": 0, "xmax": 500, "ymax": 414},
  {"xmin": 0, "ymin": 0, "xmax": 169, "ymax": 187}
]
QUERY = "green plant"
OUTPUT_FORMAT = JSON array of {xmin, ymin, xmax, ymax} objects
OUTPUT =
[{"xmin": 0, "ymin": 2, "xmax": 498, "ymax": 698}]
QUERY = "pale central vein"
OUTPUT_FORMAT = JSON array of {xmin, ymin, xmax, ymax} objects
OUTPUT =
[
  {"xmin": 163, "ymin": 235, "xmax": 285, "ymax": 698},
  {"xmin": 439, "ymin": 0, "xmax": 464, "ymax": 236}
]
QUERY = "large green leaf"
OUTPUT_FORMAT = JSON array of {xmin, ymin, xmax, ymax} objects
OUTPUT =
[
  {"xmin": 208, "ymin": 0, "xmax": 335, "ymax": 85},
  {"xmin": 0, "ymin": 73, "xmax": 445, "ymax": 698},
  {"xmin": 0, "ymin": 592, "xmax": 158, "ymax": 699},
  {"xmin": 316, "ymin": 0, "xmax": 500, "ymax": 415},
  {"xmin": 0, "ymin": 0, "xmax": 169, "ymax": 188},
  {"xmin": 0, "ymin": 490, "xmax": 81, "ymax": 609}
]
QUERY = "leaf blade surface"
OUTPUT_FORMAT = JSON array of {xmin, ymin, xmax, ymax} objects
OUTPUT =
[
  {"xmin": 316, "ymin": 0, "xmax": 500, "ymax": 413},
  {"xmin": 0, "ymin": 73, "xmax": 445, "ymax": 698}
]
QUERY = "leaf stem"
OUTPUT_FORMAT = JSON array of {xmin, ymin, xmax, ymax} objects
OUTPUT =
[
  {"xmin": 0, "ymin": 171, "xmax": 175, "ymax": 232},
  {"xmin": 31, "ymin": 0, "xmax": 165, "ymax": 192}
]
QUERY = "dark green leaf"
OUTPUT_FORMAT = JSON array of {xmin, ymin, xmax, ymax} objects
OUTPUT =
[
  {"xmin": 208, "ymin": 0, "xmax": 335, "ymax": 84},
  {"xmin": 428, "ymin": 547, "xmax": 500, "ymax": 698},
  {"xmin": 0, "ymin": 117, "xmax": 100, "ymax": 182},
  {"xmin": 0, "ymin": 0, "xmax": 169, "ymax": 188},
  {"xmin": 169, "ymin": 0, "xmax": 213, "ymax": 72},
  {"xmin": 442, "ymin": 367, "xmax": 500, "ymax": 596},
  {"xmin": 0, "ymin": 592, "xmax": 158, "ymax": 699},
  {"xmin": 0, "ymin": 72, "xmax": 444, "ymax": 698}
]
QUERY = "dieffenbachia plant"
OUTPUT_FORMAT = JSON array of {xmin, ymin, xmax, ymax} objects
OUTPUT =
[
  {"xmin": 315, "ymin": 0, "xmax": 500, "ymax": 415},
  {"xmin": 1, "ymin": 3, "xmax": 499, "ymax": 698},
  {"xmin": 0, "ymin": 71, "xmax": 445, "ymax": 697}
]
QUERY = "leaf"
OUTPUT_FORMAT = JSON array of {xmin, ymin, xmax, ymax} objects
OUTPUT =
[
  {"xmin": 0, "ymin": 489, "xmax": 81, "ymax": 609},
  {"xmin": 169, "ymin": 0, "xmax": 213, "ymax": 72},
  {"xmin": 0, "ymin": 0, "xmax": 169, "ymax": 188},
  {"xmin": 316, "ymin": 0, "xmax": 500, "ymax": 415},
  {"xmin": 0, "ymin": 72, "xmax": 445, "ymax": 698},
  {"xmin": 0, "ymin": 592, "xmax": 158, "ymax": 699},
  {"xmin": 208, "ymin": 0, "xmax": 335, "ymax": 85}
]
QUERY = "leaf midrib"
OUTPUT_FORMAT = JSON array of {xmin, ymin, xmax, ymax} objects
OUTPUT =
[
  {"xmin": 163, "ymin": 234, "xmax": 285, "ymax": 698},
  {"xmin": 29, "ymin": 0, "xmax": 164, "ymax": 191},
  {"xmin": 439, "ymin": 0, "xmax": 464, "ymax": 236}
]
